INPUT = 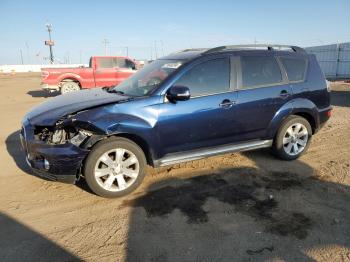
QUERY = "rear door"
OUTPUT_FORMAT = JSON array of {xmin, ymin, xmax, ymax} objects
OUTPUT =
[
  {"xmin": 233, "ymin": 54, "xmax": 292, "ymax": 140},
  {"xmin": 94, "ymin": 57, "xmax": 118, "ymax": 87}
]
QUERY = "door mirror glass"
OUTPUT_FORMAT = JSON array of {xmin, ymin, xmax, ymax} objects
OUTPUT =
[{"xmin": 166, "ymin": 85, "xmax": 191, "ymax": 102}]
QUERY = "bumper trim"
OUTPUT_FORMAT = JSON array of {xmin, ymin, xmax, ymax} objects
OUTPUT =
[
  {"xmin": 41, "ymin": 83, "xmax": 59, "ymax": 91},
  {"xmin": 31, "ymin": 169, "xmax": 77, "ymax": 184}
]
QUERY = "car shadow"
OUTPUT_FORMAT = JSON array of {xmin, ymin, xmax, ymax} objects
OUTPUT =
[
  {"xmin": 5, "ymin": 130, "xmax": 350, "ymax": 261},
  {"xmin": 123, "ymin": 150, "xmax": 350, "ymax": 261},
  {"xmin": 331, "ymin": 88, "xmax": 350, "ymax": 107},
  {"xmin": 0, "ymin": 212, "xmax": 79, "ymax": 261},
  {"xmin": 6, "ymin": 130, "xmax": 32, "ymax": 174},
  {"xmin": 27, "ymin": 90, "xmax": 58, "ymax": 98}
]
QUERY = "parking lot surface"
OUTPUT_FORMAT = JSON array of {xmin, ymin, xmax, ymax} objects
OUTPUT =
[{"xmin": 0, "ymin": 73, "xmax": 349, "ymax": 261}]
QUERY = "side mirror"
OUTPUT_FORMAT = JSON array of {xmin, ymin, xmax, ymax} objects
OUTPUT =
[{"xmin": 166, "ymin": 85, "xmax": 191, "ymax": 102}]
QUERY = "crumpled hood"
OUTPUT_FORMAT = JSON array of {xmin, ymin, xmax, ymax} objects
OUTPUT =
[{"xmin": 25, "ymin": 88, "xmax": 130, "ymax": 126}]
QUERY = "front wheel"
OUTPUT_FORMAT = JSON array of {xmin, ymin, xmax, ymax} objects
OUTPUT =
[
  {"xmin": 272, "ymin": 115, "xmax": 312, "ymax": 160},
  {"xmin": 84, "ymin": 137, "xmax": 147, "ymax": 198}
]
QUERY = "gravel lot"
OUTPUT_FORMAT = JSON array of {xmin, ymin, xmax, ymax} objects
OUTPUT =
[{"xmin": 0, "ymin": 73, "xmax": 349, "ymax": 262}]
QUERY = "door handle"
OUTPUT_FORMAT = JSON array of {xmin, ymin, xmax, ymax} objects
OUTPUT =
[
  {"xmin": 219, "ymin": 99, "xmax": 235, "ymax": 108},
  {"xmin": 279, "ymin": 90, "xmax": 290, "ymax": 98}
]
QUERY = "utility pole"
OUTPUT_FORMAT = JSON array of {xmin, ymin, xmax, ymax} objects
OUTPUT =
[
  {"xmin": 160, "ymin": 40, "xmax": 164, "ymax": 56},
  {"xmin": 102, "ymin": 38, "xmax": 110, "ymax": 55},
  {"xmin": 25, "ymin": 42, "xmax": 30, "ymax": 64},
  {"xmin": 154, "ymin": 41, "xmax": 158, "ymax": 59},
  {"xmin": 125, "ymin": 46, "xmax": 129, "ymax": 57},
  {"xmin": 19, "ymin": 49, "xmax": 24, "ymax": 64},
  {"xmin": 45, "ymin": 23, "xmax": 54, "ymax": 64}
]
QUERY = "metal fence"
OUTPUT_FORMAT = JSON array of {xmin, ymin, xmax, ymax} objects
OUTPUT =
[
  {"xmin": 305, "ymin": 42, "xmax": 350, "ymax": 80},
  {"xmin": 0, "ymin": 64, "xmax": 88, "ymax": 73}
]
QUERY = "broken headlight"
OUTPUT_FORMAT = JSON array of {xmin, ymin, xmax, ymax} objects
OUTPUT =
[
  {"xmin": 34, "ymin": 123, "xmax": 92, "ymax": 147},
  {"xmin": 69, "ymin": 129, "xmax": 92, "ymax": 146}
]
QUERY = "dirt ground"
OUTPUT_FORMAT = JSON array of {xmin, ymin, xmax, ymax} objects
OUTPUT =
[{"xmin": 0, "ymin": 73, "xmax": 349, "ymax": 262}]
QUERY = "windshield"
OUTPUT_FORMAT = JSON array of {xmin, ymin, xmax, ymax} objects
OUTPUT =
[{"xmin": 112, "ymin": 59, "xmax": 183, "ymax": 96}]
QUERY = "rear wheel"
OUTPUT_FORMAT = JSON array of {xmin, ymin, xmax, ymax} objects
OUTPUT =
[
  {"xmin": 272, "ymin": 115, "xmax": 312, "ymax": 160},
  {"xmin": 60, "ymin": 81, "xmax": 80, "ymax": 94},
  {"xmin": 84, "ymin": 137, "xmax": 147, "ymax": 198}
]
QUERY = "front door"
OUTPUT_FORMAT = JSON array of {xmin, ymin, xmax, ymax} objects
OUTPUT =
[{"xmin": 156, "ymin": 57, "xmax": 238, "ymax": 156}]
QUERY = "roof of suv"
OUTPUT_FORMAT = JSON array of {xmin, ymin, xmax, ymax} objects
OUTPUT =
[{"xmin": 162, "ymin": 44, "xmax": 307, "ymax": 60}]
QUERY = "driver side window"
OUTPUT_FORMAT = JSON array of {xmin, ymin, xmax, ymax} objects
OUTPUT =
[{"xmin": 174, "ymin": 58, "xmax": 230, "ymax": 97}]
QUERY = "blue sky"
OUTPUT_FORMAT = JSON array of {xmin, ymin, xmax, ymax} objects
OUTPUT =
[{"xmin": 0, "ymin": 0, "xmax": 349, "ymax": 64}]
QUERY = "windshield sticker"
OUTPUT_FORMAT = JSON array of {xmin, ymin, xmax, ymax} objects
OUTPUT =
[{"xmin": 161, "ymin": 62, "xmax": 182, "ymax": 69}]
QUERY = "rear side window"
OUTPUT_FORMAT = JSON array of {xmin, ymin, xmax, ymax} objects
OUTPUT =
[
  {"xmin": 97, "ymin": 58, "xmax": 114, "ymax": 68},
  {"xmin": 174, "ymin": 58, "xmax": 230, "ymax": 97},
  {"xmin": 280, "ymin": 57, "xmax": 307, "ymax": 82},
  {"xmin": 241, "ymin": 56, "xmax": 282, "ymax": 88},
  {"xmin": 113, "ymin": 58, "xmax": 135, "ymax": 69}
]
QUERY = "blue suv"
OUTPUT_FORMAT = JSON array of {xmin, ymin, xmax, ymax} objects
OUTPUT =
[{"xmin": 21, "ymin": 44, "xmax": 332, "ymax": 197}]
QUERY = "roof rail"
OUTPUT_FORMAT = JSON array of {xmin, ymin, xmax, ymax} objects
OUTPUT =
[
  {"xmin": 203, "ymin": 44, "xmax": 306, "ymax": 54},
  {"xmin": 178, "ymin": 48, "xmax": 208, "ymax": 53}
]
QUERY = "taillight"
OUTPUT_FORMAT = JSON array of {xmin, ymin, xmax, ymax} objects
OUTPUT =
[
  {"xmin": 41, "ymin": 71, "xmax": 49, "ymax": 80},
  {"xmin": 326, "ymin": 80, "xmax": 331, "ymax": 92},
  {"xmin": 327, "ymin": 110, "xmax": 332, "ymax": 117}
]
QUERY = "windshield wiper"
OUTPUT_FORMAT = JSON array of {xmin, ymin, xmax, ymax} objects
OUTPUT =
[
  {"xmin": 110, "ymin": 90, "xmax": 125, "ymax": 95},
  {"xmin": 102, "ymin": 86, "xmax": 126, "ymax": 95}
]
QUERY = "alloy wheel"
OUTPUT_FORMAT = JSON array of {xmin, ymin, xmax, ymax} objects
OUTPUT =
[
  {"xmin": 94, "ymin": 148, "xmax": 140, "ymax": 192},
  {"xmin": 283, "ymin": 123, "xmax": 308, "ymax": 156}
]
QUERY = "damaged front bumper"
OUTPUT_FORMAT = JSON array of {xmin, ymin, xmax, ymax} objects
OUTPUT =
[{"xmin": 20, "ymin": 119, "xmax": 89, "ymax": 184}]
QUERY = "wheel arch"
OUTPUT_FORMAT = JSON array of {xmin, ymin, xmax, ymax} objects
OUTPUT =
[
  {"xmin": 292, "ymin": 111, "xmax": 316, "ymax": 134},
  {"xmin": 58, "ymin": 73, "xmax": 82, "ymax": 88},
  {"xmin": 266, "ymin": 98, "xmax": 319, "ymax": 139},
  {"xmin": 60, "ymin": 77, "xmax": 82, "ymax": 88},
  {"xmin": 84, "ymin": 133, "xmax": 154, "ymax": 167},
  {"xmin": 115, "ymin": 133, "xmax": 154, "ymax": 166}
]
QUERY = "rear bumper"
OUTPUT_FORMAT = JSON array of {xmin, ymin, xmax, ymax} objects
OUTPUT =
[
  {"xmin": 41, "ymin": 83, "xmax": 59, "ymax": 91},
  {"xmin": 315, "ymin": 106, "xmax": 332, "ymax": 133},
  {"xmin": 20, "ymin": 119, "xmax": 89, "ymax": 184}
]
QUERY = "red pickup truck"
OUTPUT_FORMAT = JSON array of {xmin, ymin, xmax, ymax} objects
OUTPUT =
[{"xmin": 41, "ymin": 56, "xmax": 138, "ymax": 94}]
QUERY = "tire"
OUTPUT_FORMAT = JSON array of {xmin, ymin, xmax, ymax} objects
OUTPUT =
[
  {"xmin": 83, "ymin": 137, "xmax": 147, "ymax": 198},
  {"xmin": 272, "ymin": 115, "xmax": 312, "ymax": 160},
  {"xmin": 60, "ymin": 81, "xmax": 80, "ymax": 94}
]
